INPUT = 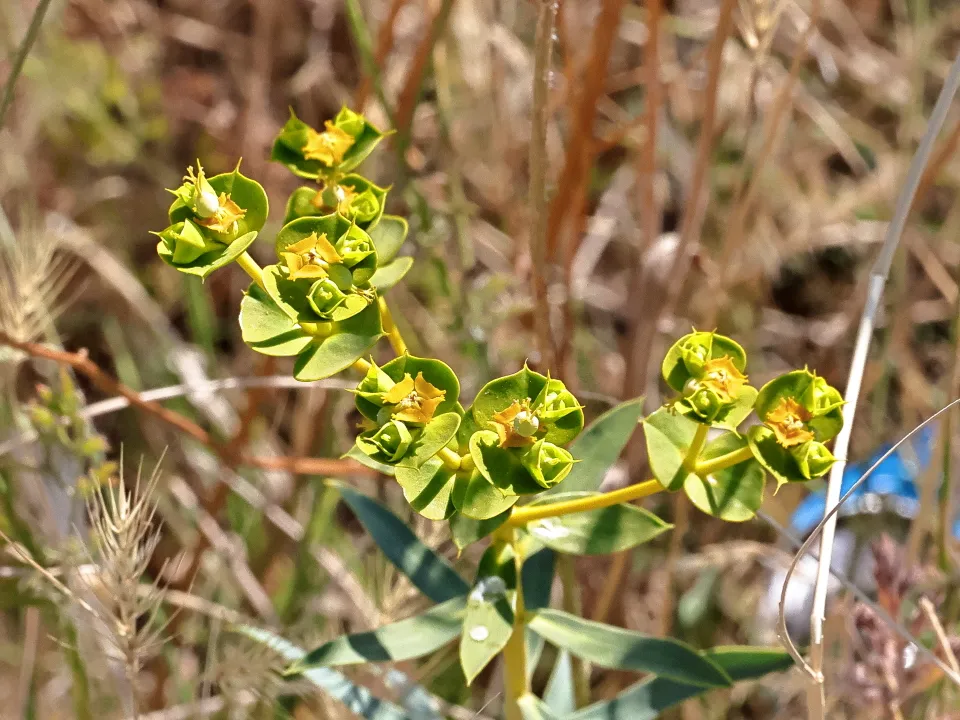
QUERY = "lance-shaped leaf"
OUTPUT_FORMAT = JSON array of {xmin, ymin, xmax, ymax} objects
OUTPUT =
[
  {"xmin": 684, "ymin": 432, "xmax": 765, "ymax": 522},
  {"xmin": 236, "ymin": 626, "xmax": 413, "ymax": 720},
  {"xmin": 528, "ymin": 609, "xmax": 731, "ymax": 688},
  {"xmin": 292, "ymin": 596, "xmax": 466, "ymax": 669},
  {"xmin": 567, "ymin": 646, "xmax": 794, "ymax": 720},
  {"xmin": 547, "ymin": 397, "xmax": 644, "ymax": 495},
  {"xmin": 336, "ymin": 484, "xmax": 468, "ymax": 603},
  {"xmin": 449, "ymin": 510, "xmax": 510, "ymax": 552},
  {"xmin": 520, "ymin": 492, "xmax": 671, "ymax": 555},
  {"xmin": 460, "ymin": 541, "xmax": 517, "ymax": 684}
]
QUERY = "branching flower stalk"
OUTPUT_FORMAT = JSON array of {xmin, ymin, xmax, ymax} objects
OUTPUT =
[{"xmin": 0, "ymin": 100, "xmax": 852, "ymax": 716}]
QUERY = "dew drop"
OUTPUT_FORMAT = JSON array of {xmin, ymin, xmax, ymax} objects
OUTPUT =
[{"xmin": 469, "ymin": 626, "xmax": 490, "ymax": 642}]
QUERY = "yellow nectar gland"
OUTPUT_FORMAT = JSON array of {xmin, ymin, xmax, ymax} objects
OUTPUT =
[
  {"xmin": 765, "ymin": 397, "xmax": 814, "ymax": 447},
  {"xmin": 383, "ymin": 373, "xmax": 445, "ymax": 425},
  {"xmin": 302, "ymin": 122, "xmax": 355, "ymax": 167},
  {"xmin": 700, "ymin": 355, "xmax": 747, "ymax": 400},
  {"xmin": 491, "ymin": 400, "xmax": 540, "ymax": 448},
  {"xmin": 282, "ymin": 233, "xmax": 342, "ymax": 281}
]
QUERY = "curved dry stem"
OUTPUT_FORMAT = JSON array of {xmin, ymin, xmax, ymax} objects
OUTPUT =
[
  {"xmin": 805, "ymin": 49, "xmax": 960, "ymax": 720},
  {"xmin": 778, "ymin": 400, "xmax": 960, "ymax": 693}
]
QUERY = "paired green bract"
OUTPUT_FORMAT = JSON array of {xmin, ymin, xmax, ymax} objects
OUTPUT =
[
  {"xmin": 352, "ymin": 363, "xmax": 586, "ymax": 522},
  {"xmin": 645, "ymin": 331, "xmax": 845, "ymax": 520}
]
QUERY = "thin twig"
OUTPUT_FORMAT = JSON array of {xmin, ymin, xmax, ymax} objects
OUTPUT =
[
  {"xmin": 0, "ymin": 0, "xmax": 56, "ymax": 129},
  {"xmin": 804, "ymin": 50, "xmax": 960, "ymax": 720},
  {"xmin": 0, "ymin": 333, "xmax": 374, "ymax": 477},
  {"xmin": 918, "ymin": 597, "xmax": 960, "ymax": 675},
  {"xmin": 529, "ymin": 0, "xmax": 559, "ymax": 369}
]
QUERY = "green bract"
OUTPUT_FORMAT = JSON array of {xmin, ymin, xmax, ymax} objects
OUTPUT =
[
  {"xmin": 747, "ymin": 369, "xmax": 844, "ymax": 488},
  {"xmin": 271, "ymin": 108, "xmax": 387, "ymax": 180},
  {"xmin": 156, "ymin": 161, "xmax": 268, "ymax": 278},
  {"xmin": 661, "ymin": 331, "xmax": 747, "ymax": 393},
  {"xmin": 239, "ymin": 284, "xmax": 383, "ymax": 381},
  {"xmin": 522, "ymin": 439, "xmax": 575, "ymax": 489},
  {"xmin": 661, "ymin": 330, "xmax": 757, "ymax": 429},
  {"xmin": 356, "ymin": 420, "xmax": 413, "ymax": 463},
  {"xmin": 354, "ymin": 355, "xmax": 461, "ymax": 423},
  {"xmin": 283, "ymin": 176, "xmax": 388, "ymax": 230}
]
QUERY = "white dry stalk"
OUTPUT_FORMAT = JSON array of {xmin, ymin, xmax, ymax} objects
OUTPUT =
[{"xmin": 801, "ymin": 44, "xmax": 960, "ymax": 714}]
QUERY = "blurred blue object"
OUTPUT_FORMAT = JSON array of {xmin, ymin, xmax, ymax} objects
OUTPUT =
[{"xmin": 790, "ymin": 425, "xmax": 960, "ymax": 538}]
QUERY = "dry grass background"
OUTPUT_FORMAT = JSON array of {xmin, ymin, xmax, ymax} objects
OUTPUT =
[{"xmin": 2, "ymin": 0, "xmax": 960, "ymax": 717}]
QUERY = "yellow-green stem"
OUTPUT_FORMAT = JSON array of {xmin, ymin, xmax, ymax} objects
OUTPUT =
[
  {"xmin": 502, "ymin": 525, "xmax": 528, "ymax": 720},
  {"xmin": 379, "ymin": 297, "xmax": 408, "ymax": 355},
  {"xmin": 684, "ymin": 423, "xmax": 710, "ymax": 471},
  {"xmin": 438, "ymin": 447, "xmax": 461, "ymax": 472},
  {"xmin": 352, "ymin": 358, "xmax": 372, "ymax": 374},
  {"xmin": 236, "ymin": 251, "xmax": 266, "ymax": 291},
  {"xmin": 693, "ymin": 445, "xmax": 754, "ymax": 476},
  {"xmin": 459, "ymin": 452, "xmax": 475, "ymax": 473},
  {"xmin": 507, "ymin": 479, "xmax": 664, "ymax": 527}
]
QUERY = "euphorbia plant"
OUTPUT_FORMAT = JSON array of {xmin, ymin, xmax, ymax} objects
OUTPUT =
[{"xmin": 152, "ymin": 108, "xmax": 843, "ymax": 719}]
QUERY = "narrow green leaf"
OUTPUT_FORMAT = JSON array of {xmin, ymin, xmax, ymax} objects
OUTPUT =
[
  {"xmin": 549, "ymin": 398, "xmax": 644, "ymax": 495},
  {"xmin": 295, "ymin": 597, "xmax": 466, "ymax": 668},
  {"xmin": 236, "ymin": 626, "xmax": 412, "ymax": 720},
  {"xmin": 568, "ymin": 646, "xmax": 794, "ymax": 720},
  {"xmin": 522, "ymin": 493, "xmax": 671, "ymax": 555},
  {"xmin": 543, "ymin": 650, "xmax": 577, "ymax": 715},
  {"xmin": 519, "ymin": 694, "xmax": 562, "ymax": 720},
  {"xmin": 460, "ymin": 543, "xmax": 517, "ymax": 684},
  {"xmin": 528, "ymin": 609, "xmax": 731, "ymax": 688},
  {"xmin": 448, "ymin": 511, "xmax": 510, "ymax": 551},
  {"xmin": 336, "ymin": 485, "xmax": 468, "ymax": 602},
  {"xmin": 521, "ymin": 548, "xmax": 556, "ymax": 611}
]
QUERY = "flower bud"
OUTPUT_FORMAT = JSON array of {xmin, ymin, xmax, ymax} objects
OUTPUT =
[
  {"xmin": 334, "ymin": 107, "xmax": 365, "ymax": 137},
  {"xmin": 686, "ymin": 386, "xmax": 724, "ymax": 422},
  {"xmin": 533, "ymin": 379, "xmax": 582, "ymax": 424},
  {"xmin": 345, "ymin": 188, "xmax": 380, "ymax": 223},
  {"xmin": 307, "ymin": 277, "xmax": 348, "ymax": 318},
  {"xmin": 522, "ymin": 439, "xmax": 575, "ymax": 489},
  {"xmin": 158, "ymin": 220, "xmax": 221, "ymax": 265},
  {"xmin": 802, "ymin": 375, "xmax": 844, "ymax": 416},
  {"xmin": 339, "ymin": 233, "xmax": 375, "ymax": 268},
  {"xmin": 792, "ymin": 440, "xmax": 836, "ymax": 480},
  {"xmin": 359, "ymin": 420, "xmax": 413, "ymax": 463},
  {"xmin": 680, "ymin": 342, "xmax": 709, "ymax": 376}
]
